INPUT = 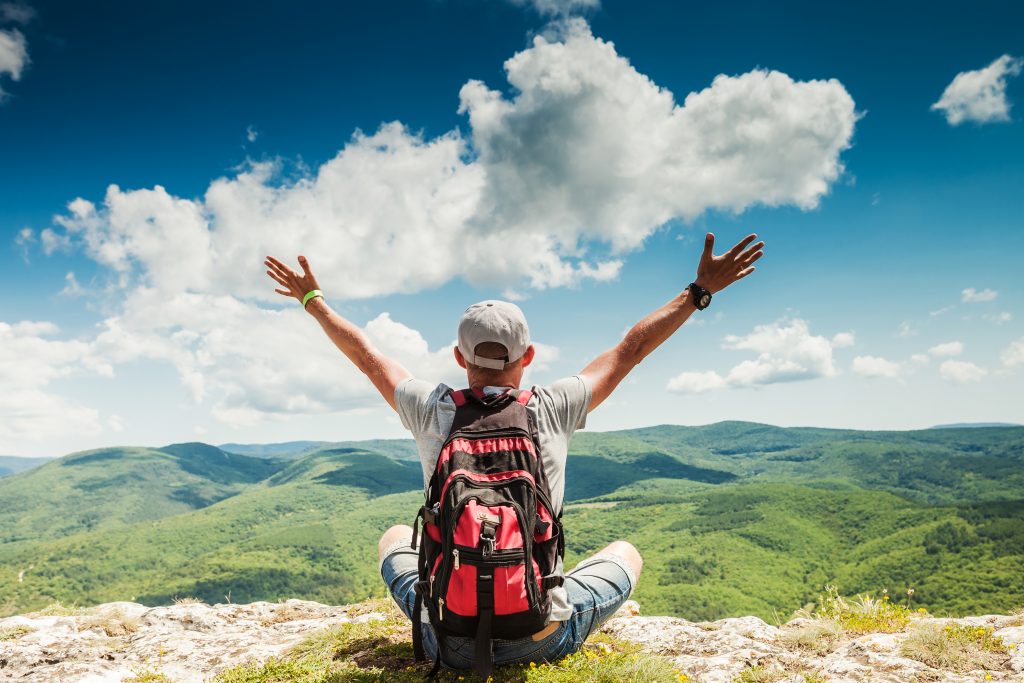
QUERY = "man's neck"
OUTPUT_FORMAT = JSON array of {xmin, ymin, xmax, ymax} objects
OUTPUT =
[{"xmin": 468, "ymin": 379, "xmax": 519, "ymax": 391}]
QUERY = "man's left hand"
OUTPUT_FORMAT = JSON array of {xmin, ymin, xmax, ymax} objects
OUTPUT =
[
  {"xmin": 265, "ymin": 255, "xmax": 322, "ymax": 306},
  {"xmin": 693, "ymin": 232, "xmax": 764, "ymax": 294}
]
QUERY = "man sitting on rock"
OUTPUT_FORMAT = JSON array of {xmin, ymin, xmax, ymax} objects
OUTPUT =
[{"xmin": 264, "ymin": 231, "xmax": 762, "ymax": 671}]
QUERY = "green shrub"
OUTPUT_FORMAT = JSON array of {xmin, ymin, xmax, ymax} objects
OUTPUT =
[{"xmin": 899, "ymin": 622, "xmax": 1012, "ymax": 672}]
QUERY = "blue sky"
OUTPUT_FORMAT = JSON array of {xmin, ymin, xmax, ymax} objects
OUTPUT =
[{"xmin": 1, "ymin": 0, "xmax": 1022, "ymax": 457}]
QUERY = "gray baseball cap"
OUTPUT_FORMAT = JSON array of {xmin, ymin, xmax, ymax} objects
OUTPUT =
[{"xmin": 457, "ymin": 300, "xmax": 530, "ymax": 370}]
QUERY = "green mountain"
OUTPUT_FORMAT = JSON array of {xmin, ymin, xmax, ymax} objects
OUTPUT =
[
  {"xmin": 1, "ymin": 423, "xmax": 1022, "ymax": 622},
  {"xmin": 218, "ymin": 440, "xmax": 331, "ymax": 459},
  {"xmin": 0, "ymin": 442, "xmax": 283, "ymax": 545},
  {"xmin": 0, "ymin": 455, "xmax": 52, "ymax": 478}
]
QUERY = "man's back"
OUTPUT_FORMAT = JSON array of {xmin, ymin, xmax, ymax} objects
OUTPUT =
[{"xmin": 393, "ymin": 374, "xmax": 592, "ymax": 515}]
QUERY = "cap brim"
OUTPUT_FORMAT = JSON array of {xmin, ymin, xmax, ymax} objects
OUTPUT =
[{"xmin": 470, "ymin": 355, "xmax": 507, "ymax": 370}]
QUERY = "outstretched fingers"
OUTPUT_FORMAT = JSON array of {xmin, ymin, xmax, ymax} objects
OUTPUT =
[
  {"xmin": 265, "ymin": 255, "xmax": 297, "ymax": 279},
  {"xmin": 738, "ymin": 240, "xmax": 765, "ymax": 261},
  {"xmin": 266, "ymin": 268, "xmax": 290, "ymax": 288},
  {"xmin": 726, "ymin": 233, "xmax": 758, "ymax": 259},
  {"xmin": 729, "ymin": 233, "xmax": 761, "ymax": 258},
  {"xmin": 297, "ymin": 255, "xmax": 313, "ymax": 277},
  {"xmin": 739, "ymin": 247, "xmax": 764, "ymax": 268}
]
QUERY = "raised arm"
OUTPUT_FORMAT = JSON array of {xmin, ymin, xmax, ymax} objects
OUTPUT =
[
  {"xmin": 264, "ymin": 255, "xmax": 412, "ymax": 411},
  {"xmin": 579, "ymin": 232, "xmax": 763, "ymax": 412}
]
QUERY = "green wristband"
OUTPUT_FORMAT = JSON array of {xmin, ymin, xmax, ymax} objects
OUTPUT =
[{"xmin": 302, "ymin": 289, "xmax": 323, "ymax": 307}]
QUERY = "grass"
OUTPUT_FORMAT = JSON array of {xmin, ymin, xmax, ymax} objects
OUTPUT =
[
  {"xmin": 779, "ymin": 616, "xmax": 844, "ymax": 655},
  {"xmin": 258, "ymin": 602, "xmax": 321, "ymax": 626},
  {"xmin": 732, "ymin": 665, "xmax": 786, "ymax": 682},
  {"xmin": 899, "ymin": 622, "xmax": 1012, "ymax": 672},
  {"xmin": 27, "ymin": 600, "xmax": 90, "ymax": 617},
  {"xmin": 123, "ymin": 669, "xmax": 175, "ymax": 683},
  {"xmin": 808, "ymin": 585, "xmax": 911, "ymax": 635},
  {"xmin": 123, "ymin": 644, "xmax": 175, "ymax": 682},
  {"xmin": 78, "ymin": 606, "xmax": 141, "ymax": 636},
  {"xmin": 215, "ymin": 600, "xmax": 681, "ymax": 683},
  {"xmin": 0, "ymin": 624, "xmax": 34, "ymax": 640},
  {"xmin": 172, "ymin": 596, "xmax": 205, "ymax": 605}
]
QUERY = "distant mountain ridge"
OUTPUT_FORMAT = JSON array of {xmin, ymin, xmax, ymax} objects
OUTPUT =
[
  {"xmin": 1, "ymin": 421, "xmax": 1022, "ymax": 621},
  {"xmin": 931, "ymin": 421, "xmax": 1023, "ymax": 429},
  {"xmin": 0, "ymin": 455, "xmax": 53, "ymax": 478}
]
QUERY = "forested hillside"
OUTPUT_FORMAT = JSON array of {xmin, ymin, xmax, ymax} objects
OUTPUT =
[{"xmin": 1, "ymin": 423, "xmax": 1021, "ymax": 621}]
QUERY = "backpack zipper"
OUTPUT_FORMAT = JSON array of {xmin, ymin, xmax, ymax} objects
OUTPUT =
[
  {"xmin": 437, "ymin": 495, "xmax": 539, "ymax": 613},
  {"xmin": 439, "ymin": 426, "xmax": 536, "ymax": 450}
]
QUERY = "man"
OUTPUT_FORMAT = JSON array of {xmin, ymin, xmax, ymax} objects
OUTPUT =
[{"xmin": 264, "ymin": 231, "xmax": 763, "ymax": 669}]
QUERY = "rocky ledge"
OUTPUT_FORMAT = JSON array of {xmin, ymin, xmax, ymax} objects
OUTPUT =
[{"xmin": 1, "ymin": 598, "xmax": 1022, "ymax": 682}]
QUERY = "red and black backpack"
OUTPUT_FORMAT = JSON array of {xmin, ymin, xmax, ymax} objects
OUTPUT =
[{"xmin": 410, "ymin": 386, "xmax": 564, "ymax": 678}]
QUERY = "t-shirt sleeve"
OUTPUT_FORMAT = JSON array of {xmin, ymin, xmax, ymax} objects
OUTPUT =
[
  {"xmin": 535, "ymin": 374, "xmax": 591, "ymax": 435},
  {"xmin": 394, "ymin": 377, "xmax": 439, "ymax": 434}
]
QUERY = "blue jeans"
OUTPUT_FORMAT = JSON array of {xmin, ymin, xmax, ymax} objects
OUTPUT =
[{"xmin": 380, "ymin": 540, "xmax": 636, "ymax": 669}]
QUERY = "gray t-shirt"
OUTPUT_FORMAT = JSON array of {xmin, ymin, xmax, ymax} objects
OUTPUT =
[{"xmin": 394, "ymin": 374, "xmax": 591, "ymax": 622}]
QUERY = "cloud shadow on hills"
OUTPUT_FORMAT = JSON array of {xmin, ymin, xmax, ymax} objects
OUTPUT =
[{"xmin": 565, "ymin": 452, "xmax": 736, "ymax": 501}]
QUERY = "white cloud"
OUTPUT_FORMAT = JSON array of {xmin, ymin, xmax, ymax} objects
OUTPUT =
[
  {"xmin": 50, "ymin": 19, "xmax": 856, "ymax": 301},
  {"xmin": 14, "ymin": 226, "xmax": 33, "ymax": 261},
  {"xmin": 910, "ymin": 353, "xmax": 930, "ymax": 365},
  {"xmin": 59, "ymin": 271, "xmax": 82, "ymax": 297},
  {"xmin": 929, "ymin": 305, "xmax": 954, "ymax": 317},
  {"xmin": 852, "ymin": 355, "xmax": 902, "ymax": 379},
  {"xmin": 983, "ymin": 311, "xmax": 1012, "ymax": 325},
  {"xmin": 1002, "ymin": 338, "xmax": 1024, "ymax": 368},
  {"xmin": 928, "ymin": 341, "xmax": 964, "ymax": 358},
  {"xmin": 506, "ymin": 0, "xmax": 599, "ymax": 16},
  {"xmin": 0, "ymin": 320, "xmax": 110, "ymax": 451},
  {"xmin": 939, "ymin": 359, "xmax": 987, "ymax": 383},
  {"xmin": 39, "ymin": 227, "xmax": 71, "ymax": 255},
  {"xmin": 79, "ymin": 288, "xmax": 556, "ymax": 429},
  {"xmin": 89, "ymin": 290, "xmax": 387, "ymax": 420},
  {"xmin": 0, "ymin": 2, "xmax": 35, "ymax": 24},
  {"xmin": 364, "ymin": 312, "xmax": 461, "ymax": 384},
  {"xmin": 896, "ymin": 321, "xmax": 917, "ymax": 338},
  {"xmin": 722, "ymin": 319, "xmax": 838, "ymax": 386},
  {"xmin": 666, "ymin": 370, "xmax": 726, "ymax": 394},
  {"xmin": 668, "ymin": 318, "xmax": 840, "ymax": 394},
  {"xmin": 961, "ymin": 287, "xmax": 998, "ymax": 303},
  {"xmin": 932, "ymin": 55, "xmax": 1023, "ymax": 126},
  {"xmin": 33, "ymin": 20, "xmax": 856, "ymax": 427},
  {"xmin": 0, "ymin": 27, "xmax": 27, "ymax": 97},
  {"xmin": 246, "ymin": 125, "xmax": 258, "ymax": 143},
  {"xmin": 831, "ymin": 331, "xmax": 855, "ymax": 348},
  {"xmin": 107, "ymin": 415, "xmax": 124, "ymax": 433}
]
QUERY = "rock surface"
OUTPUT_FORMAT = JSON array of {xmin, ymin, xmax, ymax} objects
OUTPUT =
[
  {"xmin": 0, "ymin": 599, "xmax": 385, "ymax": 682},
  {"xmin": 1, "ymin": 598, "xmax": 1021, "ymax": 682}
]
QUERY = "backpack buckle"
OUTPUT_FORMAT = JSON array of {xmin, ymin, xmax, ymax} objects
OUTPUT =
[{"xmin": 480, "ymin": 520, "xmax": 498, "ymax": 560}]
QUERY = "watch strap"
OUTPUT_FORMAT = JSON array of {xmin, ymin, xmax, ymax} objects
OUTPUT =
[{"xmin": 688, "ymin": 282, "xmax": 712, "ymax": 310}]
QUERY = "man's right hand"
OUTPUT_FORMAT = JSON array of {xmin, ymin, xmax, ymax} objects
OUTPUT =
[{"xmin": 265, "ymin": 254, "xmax": 322, "ymax": 307}]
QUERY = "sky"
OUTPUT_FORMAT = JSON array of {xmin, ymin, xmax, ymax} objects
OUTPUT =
[{"xmin": 1, "ymin": 0, "xmax": 1022, "ymax": 457}]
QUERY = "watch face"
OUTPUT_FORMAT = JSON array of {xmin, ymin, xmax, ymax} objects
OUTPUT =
[{"xmin": 699, "ymin": 294, "xmax": 711, "ymax": 308}]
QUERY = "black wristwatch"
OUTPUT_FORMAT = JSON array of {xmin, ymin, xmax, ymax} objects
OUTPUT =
[{"xmin": 688, "ymin": 282, "xmax": 712, "ymax": 310}]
